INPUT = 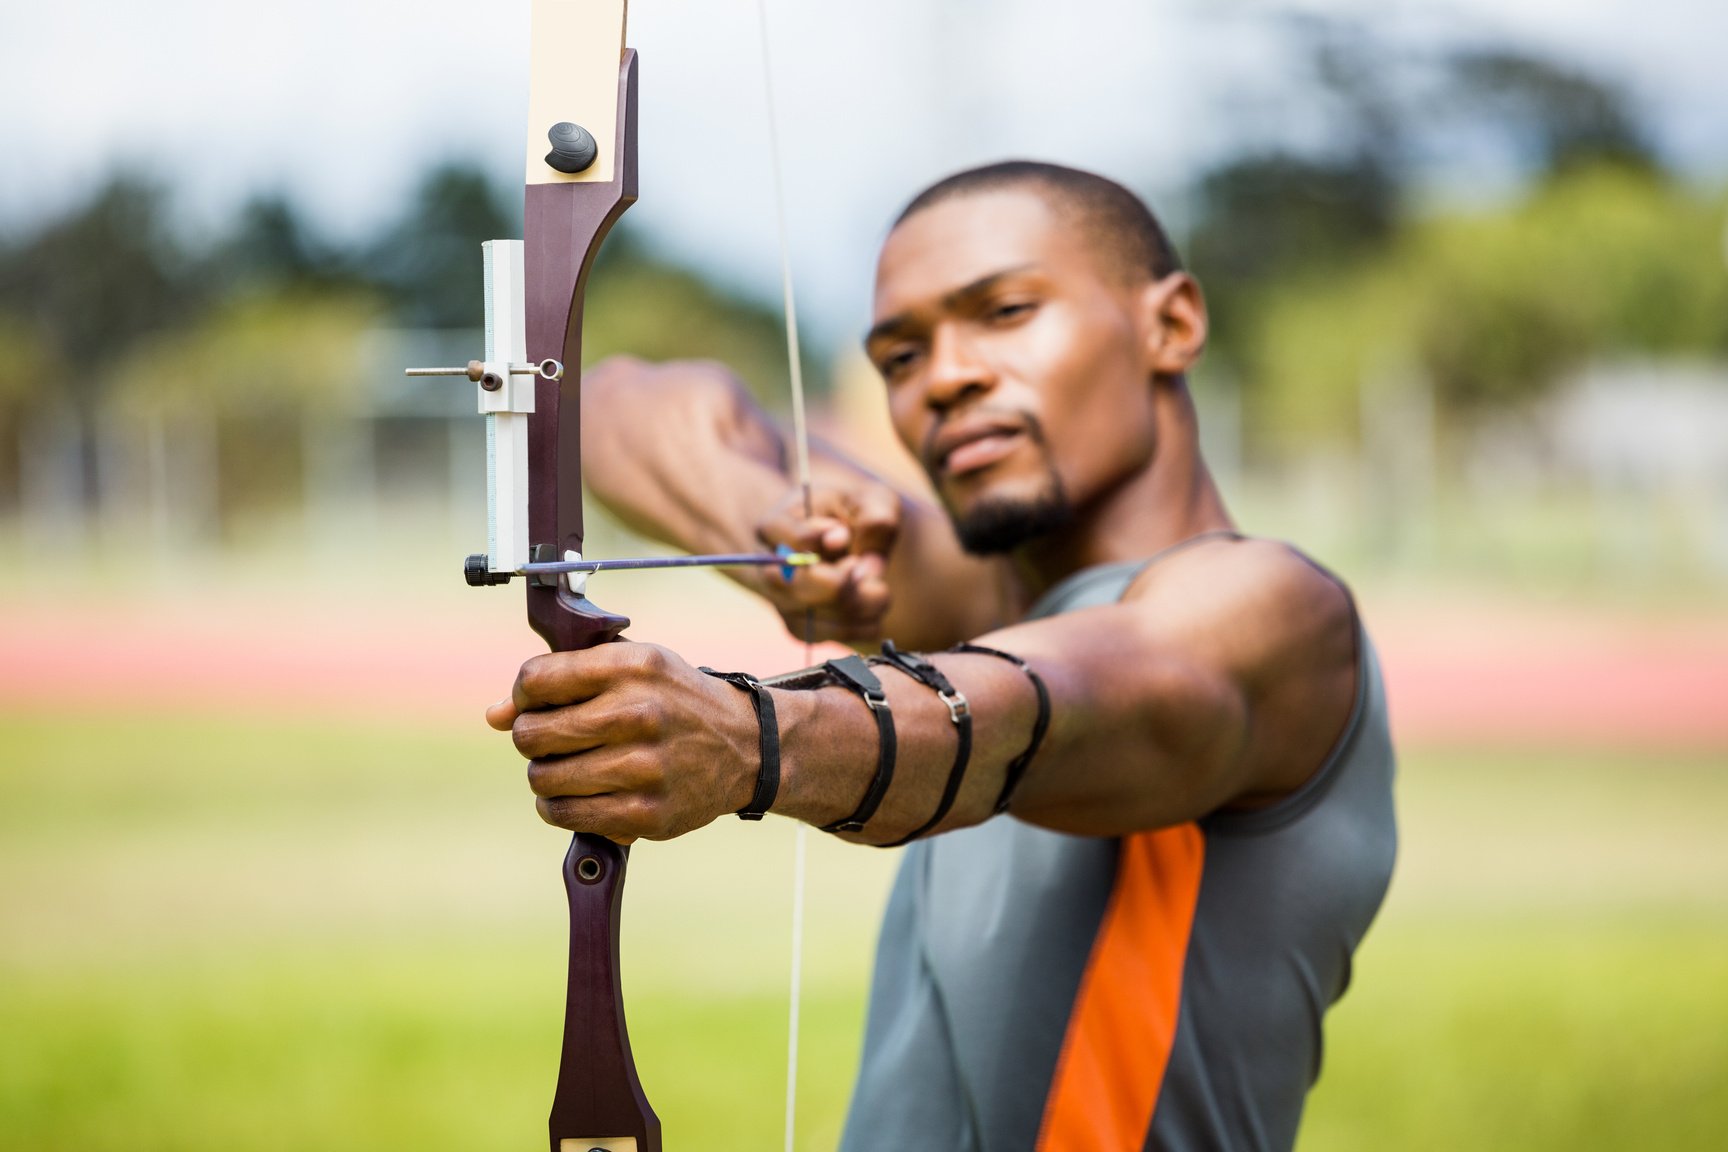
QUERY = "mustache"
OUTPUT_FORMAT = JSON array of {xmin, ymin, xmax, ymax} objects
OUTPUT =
[{"xmin": 919, "ymin": 407, "xmax": 1049, "ymax": 475}]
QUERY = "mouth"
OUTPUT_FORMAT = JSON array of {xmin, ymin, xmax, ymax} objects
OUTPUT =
[{"xmin": 929, "ymin": 417, "xmax": 1027, "ymax": 479}]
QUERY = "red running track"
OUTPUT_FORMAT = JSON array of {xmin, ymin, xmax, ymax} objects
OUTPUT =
[{"xmin": 2, "ymin": 589, "xmax": 1723, "ymax": 750}]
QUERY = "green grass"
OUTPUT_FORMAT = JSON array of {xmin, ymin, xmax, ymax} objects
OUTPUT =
[
  {"xmin": 1, "ymin": 711, "xmax": 1723, "ymax": 1150},
  {"xmin": 1301, "ymin": 917, "xmax": 1728, "ymax": 1152},
  {"xmin": 0, "ymin": 945, "xmax": 866, "ymax": 1152}
]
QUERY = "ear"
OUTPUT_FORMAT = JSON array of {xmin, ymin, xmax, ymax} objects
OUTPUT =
[{"xmin": 1136, "ymin": 273, "xmax": 1208, "ymax": 377}]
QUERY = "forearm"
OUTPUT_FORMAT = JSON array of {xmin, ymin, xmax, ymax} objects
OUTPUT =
[
  {"xmin": 583, "ymin": 357, "xmax": 792, "ymax": 556},
  {"xmin": 766, "ymin": 649, "xmax": 1044, "ymax": 842},
  {"xmin": 585, "ymin": 358, "xmax": 1014, "ymax": 644},
  {"xmin": 505, "ymin": 539, "xmax": 1344, "ymax": 847},
  {"xmin": 762, "ymin": 619, "xmax": 1247, "ymax": 844}
]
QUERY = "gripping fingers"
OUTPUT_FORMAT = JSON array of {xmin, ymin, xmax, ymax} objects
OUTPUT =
[
  {"xmin": 842, "ymin": 484, "xmax": 901, "ymax": 558},
  {"xmin": 529, "ymin": 742, "xmax": 669, "ymax": 824},
  {"xmin": 783, "ymin": 553, "xmax": 890, "ymax": 629},
  {"xmin": 786, "ymin": 554, "xmax": 856, "ymax": 606},
  {"xmin": 535, "ymin": 792, "xmax": 647, "ymax": 844},
  {"xmin": 508, "ymin": 701, "xmax": 625, "ymax": 760}
]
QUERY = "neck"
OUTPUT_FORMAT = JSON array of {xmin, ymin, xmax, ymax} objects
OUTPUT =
[{"xmin": 1011, "ymin": 376, "xmax": 1234, "ymax": 598}]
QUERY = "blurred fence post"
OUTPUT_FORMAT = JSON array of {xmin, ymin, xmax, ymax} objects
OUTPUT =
[
  {"xmin": 303, "ymin": 411, "xmax": 377, "ymax": 556},
  {"xmin": 1196, "ymin": 369, "xmax": 1242, "ymax": 506},
  {"xmin": 96, "ymin": 403, "xmax": 151, "ymax": 548},
  {"xmin": 146, "ymin": 407, "xmax": 218, "ymax": 559},
  {"xmin": 1360, "ymin": 355, "xmax": 1436, "ymax": 567},
  {"xmin": 19, "ymin": 403, "xmax": 89, "ymax": 559},
  {"xmin": 446, "ymin": 409, "xmax": 481, "ymax": 552}
]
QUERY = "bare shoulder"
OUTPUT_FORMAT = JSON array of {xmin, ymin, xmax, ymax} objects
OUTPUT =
[
  {"xmin": 1122, "ymin": 535, "xmax": 1358, "ymax": 800},
  {"xmin": 1124, "ymin": 534, "xmax": 1351, "ymax": 645}
]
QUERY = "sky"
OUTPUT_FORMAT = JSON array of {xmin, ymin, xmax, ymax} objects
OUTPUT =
[{"xmin": 2, "ymin": 0, "xmax": 1723, "ymax": 344}]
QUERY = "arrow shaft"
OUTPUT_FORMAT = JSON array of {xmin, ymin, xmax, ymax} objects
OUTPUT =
[{"xmin": 517, "ymin": 549, "xmax": 814, "ymax": 577}]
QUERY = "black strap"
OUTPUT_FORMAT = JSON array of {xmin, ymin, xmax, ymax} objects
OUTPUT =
[
  {"xmin": 948, "ymin": 642, "xmax": 1051, "ymax": 814},
  {"xmin": 698, "ymin": 667, "xmax": 781, "ymax": 821},
  {"xmin": 872, "ymin": 642, "xmax": 972, "ymax": 846},
  {"xmin": 817, "ymin": 654, "xmax": 897, "ymax": 834}
]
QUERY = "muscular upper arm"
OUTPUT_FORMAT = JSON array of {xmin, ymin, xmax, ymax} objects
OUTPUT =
[{"xmin": 973, "ymin": 539, "xmax": 1358, "ymax": 836}]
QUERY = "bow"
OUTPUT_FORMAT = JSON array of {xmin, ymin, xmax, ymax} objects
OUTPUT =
[
  {"xmin": 408, "ymin": 3, "xmax": 813, "ymax": 1147},
  {"xmin": 518, "ymin": 4, "xmax": 654, "ymax": 1149},
  {"xmin": 412, "ymin": 0, "xmax": 649, "ymax": 1146}
]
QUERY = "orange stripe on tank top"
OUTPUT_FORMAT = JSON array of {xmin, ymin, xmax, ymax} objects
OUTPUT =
[{"xmin": 1035, "ymin": 823, "xmax": 1206, "ymax": 1152}]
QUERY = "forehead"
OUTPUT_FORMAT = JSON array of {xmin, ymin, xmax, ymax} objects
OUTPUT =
[{"xmin": 873, "ymin": 188, "xmax": 1093, "ymax": 320}]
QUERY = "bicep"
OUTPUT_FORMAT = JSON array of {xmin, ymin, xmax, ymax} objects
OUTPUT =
[
  {"xmin": 971, "ymin": 603, "xmax": 1255, "ymax": 837},
  {"xmin": 973, "ymin": 544, "xmax": 1358, "ymax": 836}
]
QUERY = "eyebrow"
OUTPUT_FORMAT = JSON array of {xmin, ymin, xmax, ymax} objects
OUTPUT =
[{"xmin": 864, "ymin": 264, "xmax": 1040, "ymax": 350}]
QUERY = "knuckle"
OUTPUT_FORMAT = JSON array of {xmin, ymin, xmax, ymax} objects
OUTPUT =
[
  {"xmin": 516, "ymin": 655, "xmax": 556, "ymax": 700},
  {"xmin": 536, "ymin": 794, "xmax": 573, "ymax": 829},
  {"xmin": 523, "ymin": 755, "xmax": 564, "ymax": 797},
  {"xmin": 627, "ymin": 643, "xmax": 671, "ymax": 678},
  {"xmin": 626, "ymin": 747, "xmax": 671, "ymax": 789},
  {"xmin": 626, "ymin": 796, "xmax": 677, "ymax": 842},
  {"xmin": 510, "ymin": 716, "xmax": 544, "ymax": 758},
  {"xmin": 616, "ymin": 698, "xmax": 666, "ymax": 742}
]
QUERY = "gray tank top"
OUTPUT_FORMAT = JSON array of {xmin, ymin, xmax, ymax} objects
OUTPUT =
[{"xmin": 839, "ymin": 547, "xmax": 1398, "ymax": 1152}]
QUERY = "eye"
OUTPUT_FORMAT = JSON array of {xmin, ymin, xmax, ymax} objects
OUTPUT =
[
  {"xmin": 986, "ymin": 299, "xmax": 1038, "ymax": 324},
  {"xmin": 876, "ymin": 345, "xmax": 923, "ymax": 383}
]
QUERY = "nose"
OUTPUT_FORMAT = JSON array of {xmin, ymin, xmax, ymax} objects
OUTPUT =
[{"xmin": 924, "ymin": 322, "xmax": 995, "ymax": 412}]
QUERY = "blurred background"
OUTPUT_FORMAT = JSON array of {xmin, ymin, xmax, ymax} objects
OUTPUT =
[{"xmin": 1, "ymin": 0, "xmax": 1723, "ymax": 1149}]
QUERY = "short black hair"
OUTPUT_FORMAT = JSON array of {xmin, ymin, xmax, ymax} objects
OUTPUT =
[{"xmin": 893, "ymin": 160, "xmax": 1184, "ymax": 284}]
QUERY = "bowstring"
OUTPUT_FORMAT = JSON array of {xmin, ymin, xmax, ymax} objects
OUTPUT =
[{"xmin": 754, "ymin": 2, "xmax": 812, "ymax": 1150}]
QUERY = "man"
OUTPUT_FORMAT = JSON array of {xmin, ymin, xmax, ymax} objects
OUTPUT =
[{"xmin": 487, "ymin": 161, "xmax": 1396, "ymax": 1151}]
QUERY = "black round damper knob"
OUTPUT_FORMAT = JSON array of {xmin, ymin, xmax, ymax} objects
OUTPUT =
[{"xmin": 545, "ymin": 122, "xmax": 598, "ymax": 174}]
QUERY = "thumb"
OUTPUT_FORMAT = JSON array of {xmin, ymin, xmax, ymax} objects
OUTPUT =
[
  {"xmin": 846, "ymin": 485, "xmax": 901, "ymax": 558},
  {"xmin": 485, "ymin": 697, "xmax": 520, "ymax": 731}
]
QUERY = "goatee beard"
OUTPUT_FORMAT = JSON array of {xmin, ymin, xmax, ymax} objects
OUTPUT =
[
  {"xmin": 927, "ymin": 410, "xmax": 1074, "ymax": 555},
  {"xmin": 952, "ymin": 478, "xmax": 1074, "ymax": 555}
]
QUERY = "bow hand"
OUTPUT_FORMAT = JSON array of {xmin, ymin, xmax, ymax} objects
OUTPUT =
[{"xmin": 504, "ymin": 643, "xmax": 763, "ymax": 843}]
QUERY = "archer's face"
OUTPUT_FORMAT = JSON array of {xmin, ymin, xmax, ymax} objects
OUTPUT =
[{"xmin": 865, "ymin": 189, "xmax": 1162, "ymax": 553}]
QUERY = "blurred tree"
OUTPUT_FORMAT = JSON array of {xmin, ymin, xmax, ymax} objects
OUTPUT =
[
  {"xmin": 1446, "ymin": 49, "xmax": 1659, "ymax": 181},
  {"xmin": 0, "ymin": 172, "xmax": 200, "ymax": 389},
  {"xmin": 364, "ymin": 163, "xmax": 518, "ymax": 328},
  {"xmin": 355, "ymin": 163, "xmax": 817, "ymax": 401},
  {"xmin": 1188, "ymin": 152, "xmax": 1399, "ymax": 364},
  {"xmin": 1184, "ymin": 14, "xmax": 1406, "ymax": 375},
  {"xmin": 105, "ymin": 290, "xmax": 381, "ymax": 537},
  {"xmin": 586, "ymin": 228, "xmax": 823, "ymax": 409},
  {"xmin": 109, "ymin": 291, "xmax": 377, "ymax": 417},
  {"xmin": 0, "ymin": 316, "xmax": 56, "ymax": 510},
  {"xmin": 1246, "ymin": 166, "xmax": 1728, "ymax": 449},
  {"xmin": 213, "ymin": 193, "xmax": 359, "ymax": 297},
  {"xmin": 0, "ymin": 158, "xmax": 822, "ymax": 534},
  {"xmin": 0, "ymin": 172, "xmax": 207, "ymax": 526},
  {"xmin": 1180, "ymin": 13, "xmax": 1682, "ymax": 453}
]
